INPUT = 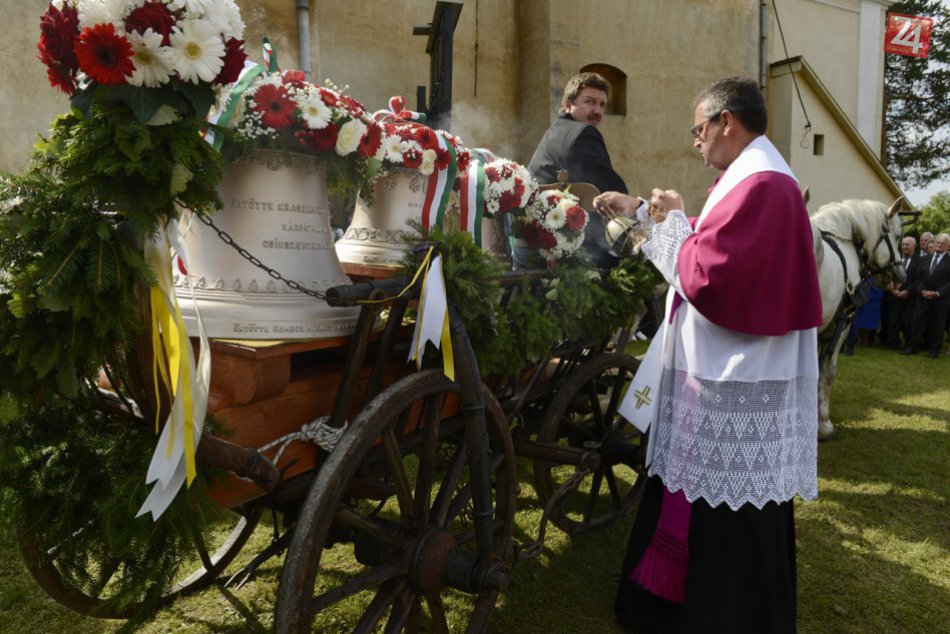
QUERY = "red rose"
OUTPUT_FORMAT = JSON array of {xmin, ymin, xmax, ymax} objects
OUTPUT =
[
  {"xmin": 358, "ymin": 122, "xmax": 383, "ymax": 158},
  {"xmin": 252, "ymin": 83, "xmax": 295, "ymax": 129},
  {"xmin": 565, "ymin": 205, "xmax": 587, "ymax": 231},
  {"xmin": 37, "ymin": 2, "xmax": 79, "ymax": 93},
  {"xmin": 523, "ymin": 221, "xmax": 557, "ymax": 250},
  {"xmin": 124, "ymin": 2, "xmax": 176, "ymax": 45},
  {"xmin": 485, "ymin": 166, "xmax": 499, "ymax": 182},
  {"xmin": 498, "ymin": 183, "xmax": 525, "ymax": 213},
  {"xmin": 74, "ymin": 23, "xmax": 134, "ymax": 86},
  {"xmin": 307, "ymin": 124, "xmax": 339, "ymax": 152},
  {"xmin": 215, "ymin": 37, "xmax": 247, "ymax": 85}
]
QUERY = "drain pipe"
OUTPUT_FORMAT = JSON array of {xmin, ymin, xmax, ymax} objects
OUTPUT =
[
  {"xmin": 759, "ymin": 0, "xmax": 768, "ymax": 89},
  {"xmin": 297, "ymin": 0, "xmax": 312, "ymax": 79}
]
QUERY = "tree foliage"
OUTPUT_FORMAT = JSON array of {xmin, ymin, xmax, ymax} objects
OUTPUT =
[
  {"xmin": 884, "ymin": 1, "xmax": 950, "ymax": 188},
  {"xmin": 913, "ymin": 189, "xmax": 950, "ymax": 235}
]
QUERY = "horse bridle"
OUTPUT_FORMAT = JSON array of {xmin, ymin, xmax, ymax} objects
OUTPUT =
[{"xmin": 855, "ymin": 215, "xmax": 899, "ymax": 276}]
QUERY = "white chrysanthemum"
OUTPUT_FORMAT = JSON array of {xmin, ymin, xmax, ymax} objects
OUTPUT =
[
  {"xmin": 384, "ymin": 135, "xmax": 404, "ymax": 163},
  {"xmin": 544, "ymin": 207, "xmax": 566, "ymax": 230},
  {"xmin": 295, "ymin": 93, "xmax": 332, "ymax": 129},
  {"xmin": 168, "ymin": 18, "xmax": 225, "ymax": 84},
  {"xmin": 487, "ymin": 200, "xmax": 500, "ymax": 215},
  {"xmin": 166, "ymin": 0, "xmax": 212, "ymax": 15},
  {"xmin": 77, "ymin": 0, "xmax": 132, "ymax": 30},
  {"xmin": 221, "ymin": 0, "xmax": 245, "ymax": 39},
  {"xmin": 419, "ymin": 148, "xmax": 437, "ymax": 175},
  {"xmin": 336, "ymin": 118, "xmax": 366, "ymax": 156},
  {"xmin": 200, "ymin": 0, "xmax": 244, "ymax": 39},
  {"xmin": 127, "ymin": 29, "xmax": 173, "ymax": 87}
]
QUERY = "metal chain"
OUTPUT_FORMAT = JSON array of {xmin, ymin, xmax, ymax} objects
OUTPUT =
[{"xmin": 193, "ymin": 213, "xmax": 327, "ymax": 300}]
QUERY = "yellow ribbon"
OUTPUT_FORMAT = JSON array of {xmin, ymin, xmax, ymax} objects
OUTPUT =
[
  {"xmin": 147, "ymin": 231, "xmax": 198, "ymax": 485},
  {"xmin": 408, "ymin": 248, "xmax": 455, "ymax": 381}
]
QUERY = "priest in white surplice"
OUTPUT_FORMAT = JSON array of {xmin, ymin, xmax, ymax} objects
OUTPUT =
[{"xmin": 596, "ymin": 77, "xmax": 822, "ymax": 634}]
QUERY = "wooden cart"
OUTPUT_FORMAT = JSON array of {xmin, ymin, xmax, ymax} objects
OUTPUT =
[{"xmin": 21, "ymin": 266, "xmax": 648, "ymax": 632}]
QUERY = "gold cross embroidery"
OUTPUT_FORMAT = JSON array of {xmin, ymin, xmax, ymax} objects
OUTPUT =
[{"xmin": 633, "ymin": 386, "xmax": 653, "ymax": 409}]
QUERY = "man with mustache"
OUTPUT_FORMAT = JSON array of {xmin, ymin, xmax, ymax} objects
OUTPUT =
[{"xmin": 523, "ymin": 72, "xmax": 628, "ymax": 267}]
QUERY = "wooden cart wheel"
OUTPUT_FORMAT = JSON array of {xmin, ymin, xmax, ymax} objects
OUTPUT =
[
  {"xmin": 534, "ymin": 352, "xmax": 646, "ymax": 536},
  {"xmin": 20, "ymin": 503, "xmax": 262, "ymax": 619},
  {"xmin": 275, "ymin": 370, "xmax": 517, "ymax": 634}
]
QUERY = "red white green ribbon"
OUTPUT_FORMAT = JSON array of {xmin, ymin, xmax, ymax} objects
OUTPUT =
[
  {"xmin": 374, "ymin": 95, "xmax": 427, "ymax": 123},
  {"xmin": 458, "ymin": 158, "xmax": 487, "ymax": 247},
  {"xmin": 420, "ymin": 134, "xmax": 457, "ymax": 231}
]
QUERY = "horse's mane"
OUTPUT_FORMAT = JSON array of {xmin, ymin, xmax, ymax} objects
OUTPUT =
[{"xmin": 810, "ymin": 199, "xmax": 886, "ymax": 240}]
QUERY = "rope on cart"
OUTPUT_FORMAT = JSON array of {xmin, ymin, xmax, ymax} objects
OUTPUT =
[{"xmin": 258, "ymin": 416, "xmax": 349, "ymax": 464}]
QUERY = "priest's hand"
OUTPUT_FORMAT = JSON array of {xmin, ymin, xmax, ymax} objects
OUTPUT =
[{"xmin": 649, "ymin": 188, "xmax": 684, "ymax": 223}]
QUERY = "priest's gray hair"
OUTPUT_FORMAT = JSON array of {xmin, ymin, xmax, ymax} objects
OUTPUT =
[{"xmin": 694, "ymin": 77, "xmax": 767, "ymax": 135}]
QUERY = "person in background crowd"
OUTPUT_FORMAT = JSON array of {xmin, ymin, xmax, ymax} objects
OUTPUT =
[
  {"xmin": 883, "ymin": 236, "xmax": 921, "ymax": 349},
  {"xmin": 521, "ymin": 72, "xmax": 628, "ymax": 268},
  {"xmin": 596, "ymin": 77, "xmax": 821, "ymax": 634},
  {"xmin": 919, "ymin": 232, "xmax": 934, "ymax": 257},
  {"xmin": 906, "ymin": 232, "xmax": 950, "ymax": 358}
]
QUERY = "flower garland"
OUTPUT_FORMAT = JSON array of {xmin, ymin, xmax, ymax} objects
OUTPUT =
[{"xmin": 39, "ymin": 0, "xmax": 246, "ymax": 122}]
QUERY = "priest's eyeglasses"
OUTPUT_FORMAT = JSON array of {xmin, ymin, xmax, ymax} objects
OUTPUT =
[{"xmin": 690, "ymin": 112, "xmax": 722, "ymax": 139}]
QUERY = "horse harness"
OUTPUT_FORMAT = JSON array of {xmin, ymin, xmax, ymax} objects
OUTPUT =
[{"xmin": 817, "ymin": 223, "xmax": 887, "ymax": 362}]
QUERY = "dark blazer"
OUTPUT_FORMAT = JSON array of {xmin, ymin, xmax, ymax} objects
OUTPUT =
[
  {"xmin": 527, "ymin": 113, "xmax": 628, "ymax": 194},
  {"xmin": 919, "ymin": 253, "xmax": 950, "ymax": 306},
  {"xmin": 901, "ymin": 252, "xmax": 924, "ymax": 292},
  {"xmin": 526, "ymin": 113, "xmax": 628, "ymax": 267}
]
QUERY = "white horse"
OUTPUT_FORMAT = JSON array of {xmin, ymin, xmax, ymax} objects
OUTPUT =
[{"xmin": 811, "ymin": 198, "xmax": 904, "ymax": 439}]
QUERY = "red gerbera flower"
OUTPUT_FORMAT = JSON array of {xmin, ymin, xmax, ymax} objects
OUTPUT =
[
  {"xmin": 215, "ymin": 37, "xmax": 247, "ymax": 85},
  {"xmin": 340, "ymin": 95, "xmax": 366, "ymax": 117},
  {"xmin": 402, "ymin": 146, "xmax": 423, "ymax": 169},
  {"xmin": 252, "ymin": 83, "xmax": 295, "ymax": 129},
  {"xmin": 434, "ymin": 147, "xmax": 451, "ymax": 170},
  {"xmin": 282, "ymin": 69, "xmax": 307, "ymax": 88},
  {"xmin": 498, "ymin": 182, "xmax": 525, "ymax": 213},
  {"xmin": 414, "ymin": 127, "xmax": 439, "ymax": 150},
  {"xmin": 358, "ymin": 123, "xmax": 383, "ymax": 158},
  {"xmin": 74, "ymin": 23, "xmax": 134, "ymax": 86},
  {"xmin": 124, "ymin": 2, "xmax": 176, "ymax": 46},
  {"xmin": 565, "ymin": 205, "xmax": 587, "ymax": 231},
  {"xmin": 318, "ymin": 87, "xmax": 341, "ymax": 108},
  {"xmin": 523, "ymin": 221, "xmax": 557, "ymax": 250},
  {"xmin": 455, "ymin": 148, "xmax": 470, "ymax": 173},
  {"xmin": 37, "ymin": 2, "xmax": 80, "ymax": 93}
]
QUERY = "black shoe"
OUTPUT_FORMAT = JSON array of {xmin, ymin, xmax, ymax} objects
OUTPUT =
[{"xmin": 900, "ymin": 347, "xmax": 918, "ymax": 355}]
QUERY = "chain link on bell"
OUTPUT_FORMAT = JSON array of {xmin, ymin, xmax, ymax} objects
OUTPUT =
[{"xmin": 193, "ymin": 213, "xmax": 327, "ymax": 301}]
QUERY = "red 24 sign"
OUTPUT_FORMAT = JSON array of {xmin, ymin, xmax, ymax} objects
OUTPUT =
[{"xmin": 884, "ymin": 13, "xmax": 933, "ymax": 58}]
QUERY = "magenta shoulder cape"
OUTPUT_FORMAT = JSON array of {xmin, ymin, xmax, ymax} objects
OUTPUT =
[{"xmin": 676, "ymin": 171, "xmax": 822, "ymax": 336}]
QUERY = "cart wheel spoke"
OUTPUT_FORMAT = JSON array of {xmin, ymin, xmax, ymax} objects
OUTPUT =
[
  {"xmin": 382, "ymin": 587, "xmax": 417, "ymax": 634},
  {"xmin": 605, "ymin": 466, "xmax": 624, "ymax": 509},
  {"xmin": 425, "ymin": 594, "xmax": 451, "ymax": 634},
  {"xmin": 444, "ymin": 450, "xmax": 505, "ymax": 526},
  {"xmin": 311, "ymin": 559, "xmax": 406, "ymax": 614},
  {"xmin": 353, "ymin": 578, "xmax": 407, "ymax": 634},
  {"xmin": 382, "ymin": 427, "xmax": 418, "ymax": 529},
  {"xmin": 431, "ymin": 443, "xmax": 466, "ymax": 526},
  {"xmin": 583, "ymin": 468, "xmax": 606, "ymax": 524},
  {"xmin": 414, "ymin": 394, "xmax": 445, "ymax": 526},
  {"xmin": 584, "ymin": 381, "xmax": 607, "ymax": 431}
]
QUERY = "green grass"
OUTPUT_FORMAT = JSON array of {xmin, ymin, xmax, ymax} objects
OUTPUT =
[{"xmin": 0, "ymin": 342, "xmax": 947, "ymax": 633}]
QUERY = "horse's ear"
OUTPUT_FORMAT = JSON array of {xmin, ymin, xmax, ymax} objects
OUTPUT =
[
  {"xmin": 801, "ymin": 186, "xmax": 810, "ymax": 205},
  {"xmin": 887, "ymin": 196, "xmax": 904, "ymax": 218}
]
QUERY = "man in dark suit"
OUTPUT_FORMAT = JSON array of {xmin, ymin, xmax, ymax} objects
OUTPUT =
[
  {"xmin": 523, "ymin": 72, "xmax": 628, "ymax": 267},
  {"xmin": 904, "ymin": 232, "xmax": 950, "ymax": 358},
  {"xmin": 884, "ymin": 236, "xmax": 921, "ymax": 348}
]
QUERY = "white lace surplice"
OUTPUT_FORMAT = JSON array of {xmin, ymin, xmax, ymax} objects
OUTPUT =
[{"xmin": 643, "ymin": 211, "xmax": 819, "ymax": 511}]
